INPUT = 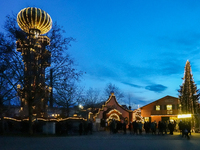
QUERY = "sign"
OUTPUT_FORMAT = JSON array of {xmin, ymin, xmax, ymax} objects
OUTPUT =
[
  {"xmin": 178, "ymin": 114, "xmax": 192, "ymax": 118},
  {"xmin": 96, "ymin": 118, "xmax": 101, "ymax": 123}
]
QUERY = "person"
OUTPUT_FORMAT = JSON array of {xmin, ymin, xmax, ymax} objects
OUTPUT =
[
  {"xmin": 168, "ymin": 121, "xmax": 174, "ymax": 135},
  {"xmin": 178, "ymin": 120, "xmax": 183, "ymax": 135},
  {"xmin": 88, "ymin": 120, "xmax": 93, "ymax": 134},
  {"xmin": 110, "ymin": 120, "xmax": 114, "ymax": 134},
  {"xmin": 158, "ymin": 121, "xmax": 163, "ymax": 135},
  {"xmin": 83, "ymin": 121, "xmax": 88, "ymax": 135},
  {"xmin": 79, "ymin": 122, "xmax": 83, "ymax": 135},
  {"xmin": 182, "ymin": 121, "xmax": 190, "ymax": 139},
  {"xmin": 138, "ymin": 122, "xmax": 143, "ymax": 135},
  {"xmin": 151, "ymin": 121, "xmax": 156, "ymax": 135},
  {"xmin": 144, "ymin": 121, "xmax": 148, "ymax": 134},
  {"xmin": 123, "ymin": 120, "xmax": 126, "ymax": 134},
  {"xmin": 113, "ymin": 119, "xmax": 117, "ymax": 133},
  {"xmin": 133, "ymin": 121, "xmax": 138, "ymax": 135},
  {"xmin": 163, "ymin": 121, "xmax": 167, "ymax": 134},
  {"xmin": 129, "ymin": 121, "xmax": 132, "ymax": 134},
  {"xmin": 188, "ymin": 121, "xmax": 191, "ymax": 135}
]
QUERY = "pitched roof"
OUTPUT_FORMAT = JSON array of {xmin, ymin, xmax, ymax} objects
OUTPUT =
[{"xmin": 140, "ymin": 95, "xmax": 178, "ymax": 109}]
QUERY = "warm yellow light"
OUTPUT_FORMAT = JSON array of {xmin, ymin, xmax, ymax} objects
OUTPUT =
[
  {"xmin": 106, "ymin": 113, "xmax": 120, "ymax": 121},
  {"xmin": 178, "ymin": 114, "xmax": 192, "ymax": 118},
  {"xmin": 107, "ymin": 109, "xmax": 122, "ymax": 115},
  {"xmin": 17, "ymin": 84, "xmax": 21, "ymax": 89},
  {"xmin": 17, "ymin": 7, "xmax": 52, "ymax": 35},
  {"xmin": 156, "ymin": 105, "xmax": 160, "ymax": 111},
  {"xmin": 167, "ymin": 105, "xmax": 172, "ymax": 110}
]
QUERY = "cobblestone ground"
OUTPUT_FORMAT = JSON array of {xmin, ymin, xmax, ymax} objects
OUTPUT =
[{"xmin": 1, "ymin": 132, "xmax": 200, "ymax": 150}]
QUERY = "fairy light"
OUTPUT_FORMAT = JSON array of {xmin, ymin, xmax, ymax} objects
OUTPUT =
[
  {"xmin": 107, "ymin": 109, "xmax": 122, "ymax": 115},
  {"xmin": 106, "ymin": 113, "xmax": 120, "ymax": 121}
]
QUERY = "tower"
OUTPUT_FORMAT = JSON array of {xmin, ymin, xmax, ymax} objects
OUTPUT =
[{"xmin": 16, "ymin": 7, "xmax": 52, "ymax": 117}]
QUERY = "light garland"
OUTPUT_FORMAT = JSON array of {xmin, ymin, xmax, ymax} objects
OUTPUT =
[
  {"xmin": 106, "ymin": 113, "xmax": 120, "ymax": 121},
  {"xmin": 107, "ymin": 109, "xmax": 122, "ymax": 115},
  {"xmin": 0, "ymin": 117, "xmax": 87, "ymax": 122}
]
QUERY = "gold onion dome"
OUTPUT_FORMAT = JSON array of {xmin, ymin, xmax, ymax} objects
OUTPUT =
[{"xmin": 17, "ymin": 7, "xmax": 52, "ymax": 35}]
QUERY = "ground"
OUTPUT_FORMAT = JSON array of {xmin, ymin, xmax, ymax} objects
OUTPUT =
[{"xmin": 1, "ymin": 132, "xmax": 200, "ymax": 150}]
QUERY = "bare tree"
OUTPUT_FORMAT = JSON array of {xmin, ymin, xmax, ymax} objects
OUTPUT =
[
  {"xmin": 0, "ymin": 14, "xmax": 83, "ymax": 134},
  {"xmin": 82, "ymin": 88, "xmax": 102, "ymax": 110},
  {"xmin": 103, "ymin": 83, "xmax": 124, "ymax": 102}
]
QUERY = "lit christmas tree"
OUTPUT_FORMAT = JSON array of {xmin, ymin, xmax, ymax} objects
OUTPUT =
[
  {"xmin": 178, "ymin": 60, "xmax": 199, "ymax": 127},
  {"xmin": 134, "ymin": 106, "xmax": 144, "ymax": 122}
]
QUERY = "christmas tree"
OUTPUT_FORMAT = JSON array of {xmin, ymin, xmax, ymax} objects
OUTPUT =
[{"xmin": 178, "ymin": 60, "xmax": 199, "ymax": 127}]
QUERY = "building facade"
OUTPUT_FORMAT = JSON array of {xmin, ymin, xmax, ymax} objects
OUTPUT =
[
  {"xmin": 89, "ymin": 92, "xmax": 133, "ymax": 126},
  {"xmin": 141, "ymin": 95, "xmax": 180, "ymax": 123}
]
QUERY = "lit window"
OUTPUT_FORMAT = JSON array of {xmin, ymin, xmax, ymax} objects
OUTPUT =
[
  {"xmin": 144, "ymin": 117, "xmax": 149, "ymax": 122},
  {"xmin": 156, "ymin": 105, "xmax": 160, "ymax": 111},
  {"xmin": 167, "ymin": 105, "xmax": 172, "ymax": 110}
]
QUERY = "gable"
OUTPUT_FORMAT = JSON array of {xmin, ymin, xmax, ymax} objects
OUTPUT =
[{"xmin": 141, "ymin": 95, "xmax": 178, "ymax": 109}]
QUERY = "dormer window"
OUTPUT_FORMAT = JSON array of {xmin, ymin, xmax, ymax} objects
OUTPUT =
[{"xmin": 156, "ymin": 105, "xmax": 160, "ymax": 111}]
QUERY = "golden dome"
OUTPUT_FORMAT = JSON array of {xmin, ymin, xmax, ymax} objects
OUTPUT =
[{"xmin": 17, "ymin": 7, "xmax": 52, "ymax": 35}]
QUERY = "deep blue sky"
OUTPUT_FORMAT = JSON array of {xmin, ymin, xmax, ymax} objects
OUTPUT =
[{"xmin": 1, "ymin": 0, "xmax": 200, "ymax": 108}]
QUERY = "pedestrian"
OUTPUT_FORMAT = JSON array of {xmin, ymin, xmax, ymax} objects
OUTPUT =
[
  {"xmin": 123, "ymin": 121, "xmax": 126, "ymax": 134},
  {"xmin": 182, "ymin": 122, "xmax": 190, "ymax": 140},
  {"xmin": 178, "ymin": 120, "xmax": 183, "ymax": 135},
  {"xmin": 88, "ymin": 120, "xmax": 93, "ymax": 134},
  {"xmin": 79, "ymin": 122, "xmax": 83, "ymax": 135},
  {"xmin": 158, "ymin": 121, "xmax": 163, "ymax": 135},
  {"xmin": 138, "ymin": 122, "xmax": 143, "ymax": 135},
  {"xmin": 151, "ymin": 121, "xmax": 156, "ymax": 135},
  {"xmin": 168, "ymin": 121, "xmax": 174, "ymax": 135},
  {"xmin": 129, "ymin": 121, "xmax": 132, "ymax": 134},
  {"xmin": 163, "ymin": 121, "xmax": 167, "ymax": 134},
  {"xmin": 133, "ymin": 121, "xmax": 138, "ymax": 135}
]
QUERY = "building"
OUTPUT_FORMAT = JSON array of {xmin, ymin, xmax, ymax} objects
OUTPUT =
[
  {"xmin": 89, "ymin": 92, "xmax": 133, "ymax": 127},
  {"xmin": 140, "ymin": 95, "xmax": 180, "ymax": 123}
]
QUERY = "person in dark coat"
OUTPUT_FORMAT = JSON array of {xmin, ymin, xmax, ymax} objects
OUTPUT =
[
  {"xmin": 129, "ymin": 122, "xmax": 132, "ymax": 134},
  {"xmin": 133, "ymin": 121, "xmax": 138, "ymax": 135},
  {"xmin": 79, "ymin": 122, "xmax": 83, "ymax": 135},
  {"xmin": 182, "ymin": 121, "xmax": 190, "ymax": 139},
  {"xmin": 138, "ymin": 122, "xmax": 143, "ymax": 135},
  {"xmin": 158, "ymin": 121, "xmax": 164, "ymax": 135},
  {"xmin": 88, "ymin": 120, "xmax": 93, "ymax": 134},
  {"xmin": 163, "ymin": 121, "xmax": 167, "ymax": 134},
  {"xmin": 178, "ymin": 120, "xmax": 183, "ymax": 135},
  {"xmin": 168, "ymin": 121, "xmax": 174, "ymax": 135},
  {"xmin": 123, "ymin": 121, "xmax": 126, "ymax": 134},
  {"xmin": 151, "ymin": 121, "xmax": 156, "ymax": 135}
]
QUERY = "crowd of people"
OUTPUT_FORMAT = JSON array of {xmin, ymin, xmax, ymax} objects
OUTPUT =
[
  {"xmin": 79, "ymin": 120, "xmax": 93, "ymax": 135},
  {"xmin": 178, "ymin": 120, "xmax": 191, "ymax": 139},
  {"xmin": 79, "ymin": 119, "xmax": 192, "ymax": 140},
  {"xmin": 108, "ymin": 119, "xmax": 192, "ymax": 138}
]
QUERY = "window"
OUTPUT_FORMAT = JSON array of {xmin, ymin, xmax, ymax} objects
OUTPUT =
[
  {"xmin": 167, "ymin": 105, "xmax": 172, "ymax": 110},
  {"xmin": 144, "ymin": 117, "xmax": 149, "ymax": 122},
  {"xmin": 156, "ymin": 105, "xmax": 160, "ymax": 111}
]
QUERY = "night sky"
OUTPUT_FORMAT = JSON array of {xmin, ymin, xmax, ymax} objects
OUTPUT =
[{"xmin": 1, "ymin": 0, "xmax": 200, "ymax": 108}]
